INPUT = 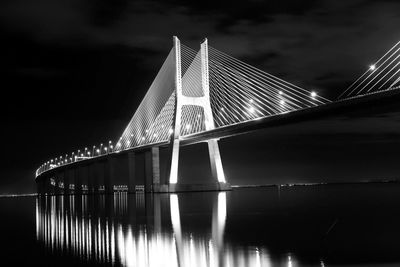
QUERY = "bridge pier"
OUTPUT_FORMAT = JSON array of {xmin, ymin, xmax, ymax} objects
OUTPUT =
[
  {"xmin": 88, "ymin": 163, "xmax": 99, "ymax": 194},
  {"xmin": 105, "ymin": 157, "xmax": 115, "ymax": 194},
  {"xmin": 128, "ymin": 152, "xmax": 136, "ymax": 193},
  {"xmin": 74, "ymin": 167, "xmax": 83, "ymax": 195},
  {"xmin": 63, "ymin": 169, "xmax": 70, "ymax": 195},
  {"xmin": 145, "ymin": 147, "xmax": 162, "ymax": 192}
]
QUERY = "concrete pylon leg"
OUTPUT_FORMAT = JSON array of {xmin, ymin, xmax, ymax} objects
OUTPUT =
[
  {"xmin": 207, "ymin": 139, "xmax": 226, "ymax": 183},
  {"xmin": 169, "ymin": 139, "xmax": 180, "ymax": 185}
]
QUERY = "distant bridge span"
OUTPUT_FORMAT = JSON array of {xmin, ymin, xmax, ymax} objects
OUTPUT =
[{"xmin": 35, "ymin": 37, "xmax": 400, "ymax": 194}]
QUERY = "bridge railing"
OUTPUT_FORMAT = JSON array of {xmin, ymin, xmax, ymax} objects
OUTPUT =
[{"xmin": 35, "ymin": 141, "xmax": 116, "ymax": 178}]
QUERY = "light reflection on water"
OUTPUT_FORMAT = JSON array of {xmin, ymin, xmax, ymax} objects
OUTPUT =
[
  {"xmin": 35, "ymin": 184, "xmax": 400, "ymax": 266},
  {"xmin": 36, "ymin": 192, "xmax": 278, "ymax": 267}
]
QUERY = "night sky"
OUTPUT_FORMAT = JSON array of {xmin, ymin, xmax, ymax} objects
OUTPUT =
[{"xmin": 1, "ymin": 0, "xmax": 400, "ymax": 194}]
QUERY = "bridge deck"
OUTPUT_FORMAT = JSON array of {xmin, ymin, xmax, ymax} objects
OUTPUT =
[{"xmin": 36, "ymin": 87, "xmax": 400, "ymax": 180}]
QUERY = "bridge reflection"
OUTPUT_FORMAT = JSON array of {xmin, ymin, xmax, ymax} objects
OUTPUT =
[{"xmin": 36, "ymin": 192, "xmax": 274, "ymax": 267}]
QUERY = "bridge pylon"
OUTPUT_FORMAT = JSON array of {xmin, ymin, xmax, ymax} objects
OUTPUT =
[{"xmin": 164, "ymin": 36, "xmax": 231, "ymax": 192}]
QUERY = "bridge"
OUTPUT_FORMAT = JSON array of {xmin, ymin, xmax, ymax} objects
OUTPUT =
[{"xmin": 35, "ymin": 37, "xmax": 400, "ymax": 194}]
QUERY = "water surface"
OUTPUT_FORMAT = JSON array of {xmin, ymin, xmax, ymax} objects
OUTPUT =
[{"xmin": 1, "ymin": 183, "xmax": 400, "ymax": 266}]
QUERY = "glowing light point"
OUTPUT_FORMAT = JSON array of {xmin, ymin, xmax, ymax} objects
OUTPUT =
[
  {"xmin": 168, "ymin": 128, "xmax": 173, "ymax": 134},
  {"xmin": 248, "ymin": 107, "xmax": 255, "ymax": 113},
  {"xmin": 96, "ymin": 149, "xmax": 100, "ymax": 153},
  {"xmin": 186, "ymin": 124, "xmax": 191, "ymax": 130},
  {"xmin": 280, "ymin": 100, "xmax": 285, "ymax": 105},
  {"xmin": 279, "ymin": 91, "xmax": 283, "ymax": 95},
  {"xmin": 249, "ymin": 99, "xmax": 253, "ymax": 103},
  {"xmin": 369, "ymin": 64, "xmax": 376, "ymax": 71},
  {"xmin": 311, "ymin": 91, "xmax": 317, "ymax": 98}
]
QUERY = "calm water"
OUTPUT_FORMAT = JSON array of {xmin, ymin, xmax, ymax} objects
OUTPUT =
[{"xmin": 1, "ymin": 183, "xmax": 400, "ymax": 266}]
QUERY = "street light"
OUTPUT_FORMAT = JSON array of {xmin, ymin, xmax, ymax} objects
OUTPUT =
[
  {"xmin": 311, "ymin": 91, "xmax": 317, "ymax": 98},
  {"xmin": 369, "ymin": 64, "xmax": 376, "ymax": 71}
]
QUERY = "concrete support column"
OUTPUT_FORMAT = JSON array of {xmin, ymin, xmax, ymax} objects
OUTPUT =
[
  {"xmin": 54, "ymin": 175, "xmax": 61, "ymax": 195},
  {"xmin": 74, "ymin": 167, "xmax": 82, "ymax": 195},
  {"xmin": 145, "ymin": 147, "xmax": 161, "ymax": 192},
  {"xmin": 88, "ymin": 163, "xmax": 99, "ymax": 194},
  {"xmin": 128, "ymin": 152, "xmax": 136, "ymax": 193},
  {"xmin": 63, "ymin": 170, "xmax": 70, "ymax": 195},
  {"xmin": 105, "ymin": 158, "xmax": 115, "ymax": 194}
]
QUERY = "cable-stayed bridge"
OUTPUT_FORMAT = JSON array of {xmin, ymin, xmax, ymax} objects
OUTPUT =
[{"xmin": 35, "ymin": 37, "xmax": 400, "ymax": 194}]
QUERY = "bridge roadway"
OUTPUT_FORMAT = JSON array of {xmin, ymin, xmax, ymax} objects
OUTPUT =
[{"xmin": 35, "ymin": 87, "xmax": 400, "ymax": 194}]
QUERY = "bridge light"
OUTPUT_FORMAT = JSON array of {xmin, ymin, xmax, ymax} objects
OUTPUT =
[
  {"xmin": 104, "ymin": 147, "xmax": 108, "ymax": 151},
  {"xmin": 117, "ymin": 142, "xmax": 121, "ymax": 147},
  {"xmin": 145, "ymin": 129, "xmax": 149, "ymax": 133},
  {"xmin": 110, "ymin": 145, "xmax": 113, "ymax": 149},
  {"xmin": 369, "ymin": 64, "xmax": 376, "ymax": 71},
  {"xmin": 248, "ymin": 107, "xmax": 255, "ymax": 113},
  {"xmin": 220, "ymin": 107, "xmax": 224, "ymax": 111},
  {"xmin": 142, "ymin": 136, "xmax": 145, "ymax": 140},
  {"xmin": 96, "ymin": 149, "xmax": 100, "ymax": 153},
  {"xmin": 311, "ymin": 91, "xmax": 317, "ymax": 98},
  {"xmin": 186, "ymin": 124, "xmax": 191, "ymax": 130},
  {"xmin": 153, "ymin": 133, "xmax": 157, "ymax": 137},
  {"xmin": 197, "ymin": 114, "xmax": 201, "ymax": 118},
  {"xmin": 249, "ymin": 99, "xmax": 253, "ymax": 103},
  {"xmin": 279, "ymin": 91, "xmax": 283, "ymax": 95},
  {"xmin": 127, "ymin": 140, "xmax": 131, "ymax": 145},
  {"xmin": 81, "ymin": 153, "xmax": 83, "ymax": 157},
  {"xmin": 168, "ymin": 128, "xmax": 173, "ymax": 134},
  {"xmin": 280, "ymin": 100, "xmax": 285, "ymax": 105},
  {"xmin": 87, "ymin": 151, "xmax": 90, "ymax": 155}
]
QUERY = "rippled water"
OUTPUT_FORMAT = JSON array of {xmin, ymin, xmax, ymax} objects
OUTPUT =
[{"xmin": 1, "ymin": 183, "xmax": 400, "ymax": 266}]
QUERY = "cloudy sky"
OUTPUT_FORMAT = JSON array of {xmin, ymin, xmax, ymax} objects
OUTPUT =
[{"xmin": 1, "ymin": 0, "xmax": 400, "ymax": 193}]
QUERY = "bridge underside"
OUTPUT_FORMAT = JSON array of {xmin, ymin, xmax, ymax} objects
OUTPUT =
[{"xmin": 36, "ymin": 143, "xmax": 231, "ymax": 195}]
